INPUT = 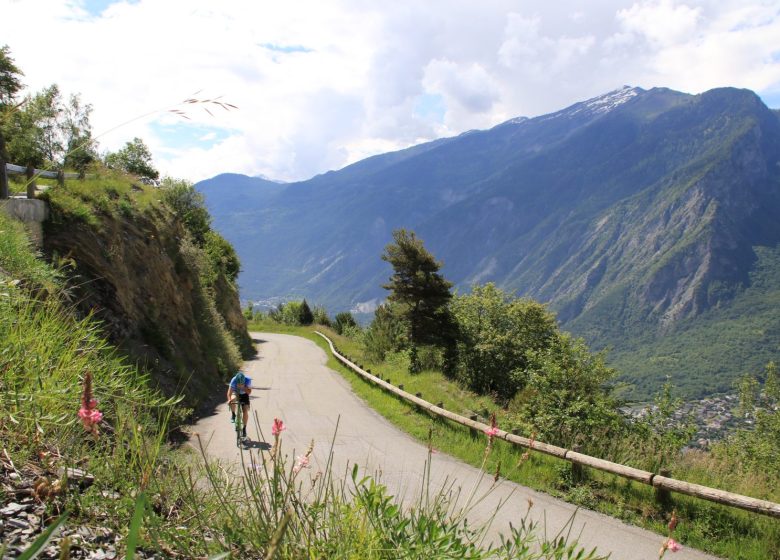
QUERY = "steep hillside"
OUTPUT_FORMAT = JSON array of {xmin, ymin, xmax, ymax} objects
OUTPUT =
[
  {"xmin": 198, "ymin": 86, "xmax": 780, "ymax": 399},
  {"xmin": 41, "ymin": 174, "xmax": 252, "ymax": 402}
]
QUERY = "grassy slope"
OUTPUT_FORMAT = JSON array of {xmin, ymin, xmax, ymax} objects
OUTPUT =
[
  {"xmin": 248, "ymin": 320, "xmax": 780, "ymax": 560},
  {"xmin": 0, "ymin": 177, "xmax": 610, "ymax": 559}
]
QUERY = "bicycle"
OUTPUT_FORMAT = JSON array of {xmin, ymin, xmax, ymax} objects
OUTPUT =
[{"xmin": 229, "ymin": 397, "xmax": 248, "ymax": 447}]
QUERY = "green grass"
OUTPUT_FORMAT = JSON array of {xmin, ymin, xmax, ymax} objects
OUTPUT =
[
  {"xmin": 38, "ymin": 168, "xmax": 163, "ymax": 227},
  {"xmin": 247, "ymin": 320, "xmax": 780, "ymax": 560},
  {"xmin": 1, "ymin": 177, "xmax": 610, "ymax": 558},
  {"xmin": 0, "ymin": 211, "xmax": 58, "ymax": 290}
]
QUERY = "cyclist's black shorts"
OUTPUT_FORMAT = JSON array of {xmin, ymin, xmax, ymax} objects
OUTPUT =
[{"xmin": 237, "ymin": 393, "xmax": 250, "ymax": 406}]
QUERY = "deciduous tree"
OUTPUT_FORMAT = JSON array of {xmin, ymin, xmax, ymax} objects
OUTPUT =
[
  {"xmin": 450, "ymin": 283, "xmax": 557, "ymax": 401},
  {"xmin": 105, "ymin": 137, "xmax": 159, "ymax": 179}
]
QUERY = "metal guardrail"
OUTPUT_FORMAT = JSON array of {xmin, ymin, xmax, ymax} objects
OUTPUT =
[
  {"xmin": 5, "ymin": 163, "xmax": 79, "ymax": 179},
  {"xmin": 2, "ymin": 161, "xmax": 85, "ymax": 199},
  {"xmin": 315, "ymin": 331, "xmax": 780, "ymax": 519}
]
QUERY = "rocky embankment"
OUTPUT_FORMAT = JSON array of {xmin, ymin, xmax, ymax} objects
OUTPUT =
[{"xmin": 43, "ymin": 201, "xmax": 253, "ymax": 402}]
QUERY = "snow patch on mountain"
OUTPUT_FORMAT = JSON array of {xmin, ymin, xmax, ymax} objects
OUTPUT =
[
  {"xmin": 570, "ymin": 86, "xmax": 640, "ymax": 116},
  {"xmin": 538, "ymin": 86, "xmax": 642, "ymax": 123}
]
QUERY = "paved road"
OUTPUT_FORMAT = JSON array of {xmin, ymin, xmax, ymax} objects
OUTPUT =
[{"xmin": 191, "ymin": 332, "xmax": 719, "ymax": 560}]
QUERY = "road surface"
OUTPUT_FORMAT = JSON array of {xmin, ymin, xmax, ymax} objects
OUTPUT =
[{"xmin": 191, "ymin": 332, "xmax": 718, "ymax": 559}]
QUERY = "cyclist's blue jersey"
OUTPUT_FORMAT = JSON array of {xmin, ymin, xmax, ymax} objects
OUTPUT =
[{"xmin": 229, "ymin": 373, "xmax": 252, "ymax": 394}]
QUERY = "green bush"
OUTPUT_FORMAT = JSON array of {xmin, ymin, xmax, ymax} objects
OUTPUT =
[
  {"xmin": 511, "ymin": 333, "xmax": 624, "ymax": 450},
  {"xmin": 362, "ymin": 304, "xmax": 405, "ymax": 361},
  {"xmin": 159, "ymin": 177, "xmax": 211, "ymax": 245},
  {"xmin": 715, "ymin": 362, "xmax": 780, "ymax": 474},
  {"xmin": 450, "ymin": 283, "xmax": 557, "ymax": 402},
  {"xmin": 334, "ymin": 311, "xmax": 358, "ymax": 334},
  {"xmin": 203, "ymin": 229, "xmax": 241, "ymax": 284},
  {"xmin": 312, "ymin": 304, "xmax": 331, "ymax": 326}
]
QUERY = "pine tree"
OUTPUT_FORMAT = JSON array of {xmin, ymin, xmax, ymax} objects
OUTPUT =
[
  {"xmin": 381, "ymin": 229, "xmax": 456, "ymax": 372},
  {"xmin": 299, "ymin": 299, "xmax": 314, "ymax": 326}
]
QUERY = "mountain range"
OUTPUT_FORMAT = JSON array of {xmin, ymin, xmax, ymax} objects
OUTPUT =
[{"xmin": 196, "ymin": 86, "xmax": 780, "ymax": 400}]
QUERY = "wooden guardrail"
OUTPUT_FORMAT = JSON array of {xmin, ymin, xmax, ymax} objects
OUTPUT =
[
  {"xmin": 315, "ymin": 331, "xmax": 780, "ymax": 519},
  {"xmin": 1, "ymin": 162, "xmax": 80, "ymax": 199}
]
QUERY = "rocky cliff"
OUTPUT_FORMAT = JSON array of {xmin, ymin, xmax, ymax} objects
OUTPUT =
[{"xmin": 42, "ymin": 184, "xmax": 252, "ymax": 403}]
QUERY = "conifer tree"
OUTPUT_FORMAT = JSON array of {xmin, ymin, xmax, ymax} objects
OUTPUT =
[
  {"xmin": 381, "ymin": 229, "xmax": 456, "ymax": 372},
  {"xmin": 299, "ymin": 299, "xmax": 314, "ymax": 326}
]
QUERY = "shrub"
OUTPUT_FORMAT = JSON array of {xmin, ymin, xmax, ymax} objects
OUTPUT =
[
  {"xmin": 203, "ymin": 229, "xmax": 241, "ymax": 283},
  {"xmin": 159, "ymin": 178, "xmax": 211, "ymax": 245},
  {"xmin": 450, "ymin": 283, "xmax": 557, "ymax": 402},
  {"xmin": 512, "ymin": 333, "xmax": 623, "ymax": 449},
  {"xmin": 362, "ymin": 304, "xmax": 406, "ymax": 361},
  {"xmin": 312, "ymin": 304, "xmax": 331, "ymax": 326},
  {"xmin": 334, "ymin": 311, "xmax": 358, "ymax": 334}
]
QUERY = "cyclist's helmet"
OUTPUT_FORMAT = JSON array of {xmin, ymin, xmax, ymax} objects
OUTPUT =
[{"xmin": 235, "ymin": 372, "xmax": 246, "ymax": 385}]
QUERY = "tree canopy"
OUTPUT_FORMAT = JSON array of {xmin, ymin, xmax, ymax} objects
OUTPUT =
[
  {"xmin": 105, "ymin": 137, "xmax": 159, "ymax": 179},
  {"xmin": 0, "ymin": 45, "xmax": 23, "ymax": 109},
  {"xmin": 1, "ymin": 47, "xmax": 96, "ymax": 172},
  {"xmin": 381, "ymin": 229, "xmax": 456, "ymax": 372},
  {"xmin": 450, "ymin": 283, "xmax": 558, "ymax": 401}
]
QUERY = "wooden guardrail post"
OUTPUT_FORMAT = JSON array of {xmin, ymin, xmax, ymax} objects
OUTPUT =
[
  {"xmin": 571, "ymin": 445, "xmax": 585, "ymax": 483},
  {"xmin": 0, "ymin": 159, "xmax": 9, "ymax": 199},
  {"xmin": 57, "ymin": 170, "xmax": 65, "ymax": 187},
  {"xmin": 25, "ymin": 164, "xmax": 36, "ymax": 198},
  {"xmin": 656, "ymin": 468, "xmax": 673, "ymax": 510},
  {"xmin": 469, "ymin": 414, "xmax": 479, "ymax": 438}
]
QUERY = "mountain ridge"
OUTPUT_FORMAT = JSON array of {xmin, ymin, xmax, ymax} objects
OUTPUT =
[{"xmin": 197, "ymin": 85, "xmax": 780, "ymax": 399}]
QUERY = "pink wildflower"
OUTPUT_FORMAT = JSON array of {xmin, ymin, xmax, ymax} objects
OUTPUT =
[
  {"xmin": 272, "ymin": 418, "xmax": 286, "ymax": 436},
  {"xmin": 667, "ymin": 510, "xmax": 678, "ymax": 532},
  {"xmin": 484, "ymin": 412, "xmax": 500, "ymax": 439},
  {"xmin": 78, "ymin": 372, "xmax": 102, "ymax": 436},
  {"xmin": 293, "ymin": 454, "xmax": 310, "ymax": 474},
  {"xmin": 666, "ymin": 539, "xmax": 682, "ymax": 552}
]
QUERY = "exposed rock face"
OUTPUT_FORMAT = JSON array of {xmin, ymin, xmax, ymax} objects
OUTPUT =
[
  {"xmin": 43, "ymin": 206, "xmax": 250, "ymax": 402},
  {"xmin": 198, "ymin": 86, "xmax": 780, "ymax": 398}
]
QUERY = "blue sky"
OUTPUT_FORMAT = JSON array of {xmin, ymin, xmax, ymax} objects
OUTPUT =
[
  {"xmin": 149, "ymin": 122, "xmax": 232, "ymax": 153},
  {"xmin": 3, "ymin": 0, "xmax": 780, "ymax": 182},
  {"xmin": 80, "ymin": 0, "xmax": 135, "ymax": 17}
]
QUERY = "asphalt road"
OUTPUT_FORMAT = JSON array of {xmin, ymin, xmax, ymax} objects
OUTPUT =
[{"xmin": 190, "ymin": 332, "xmax": 718, "ymax": 560}]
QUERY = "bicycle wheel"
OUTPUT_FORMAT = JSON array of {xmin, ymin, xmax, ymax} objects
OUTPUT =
[{"xmin": 235, "ymin": 411, "xmax": 243, "ymax": 447}]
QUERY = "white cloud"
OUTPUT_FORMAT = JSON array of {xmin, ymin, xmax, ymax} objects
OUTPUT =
[
  {"xmin": 617, "ymin": 0, "xmax": 702, "ymax": 46},
  {"xmin": 1, "ymin": 0, "xmax": 778, "ymax": 182}
]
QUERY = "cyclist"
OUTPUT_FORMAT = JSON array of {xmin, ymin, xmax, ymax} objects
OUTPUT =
[{"xmin": 227, "ymin": 371, "xmax": 252, "ymax": 439}]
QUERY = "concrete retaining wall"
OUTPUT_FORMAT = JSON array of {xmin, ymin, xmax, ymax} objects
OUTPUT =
[{"xmin": 0, "ymin": 198, "xmax": 49, "ymax": 247}]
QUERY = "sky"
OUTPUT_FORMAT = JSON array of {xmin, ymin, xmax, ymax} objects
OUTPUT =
[{"xmin": 3, "ymin": 0, "xmax": 780, "ymax": 183}]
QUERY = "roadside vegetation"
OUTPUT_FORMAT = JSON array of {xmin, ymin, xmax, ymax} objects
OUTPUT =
[
  {"xmin": 249, "ymin": 228, "xmax": 780, "ymax": 560},
  {"xmin": 0, "ymin": 45, "xmax": 612, "ymax": 558},
  {"xmin": 0, "ymin": 179, "xmax": 609, "ymax": 560}
]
